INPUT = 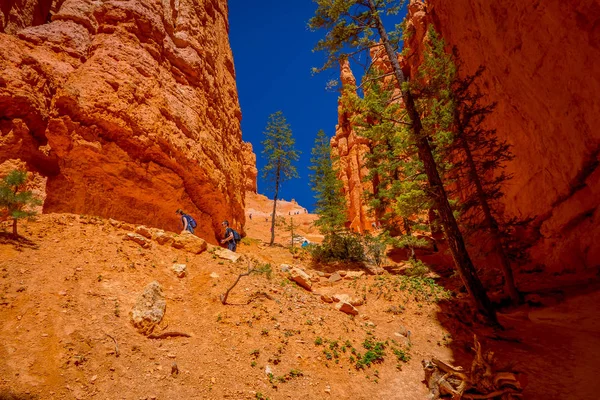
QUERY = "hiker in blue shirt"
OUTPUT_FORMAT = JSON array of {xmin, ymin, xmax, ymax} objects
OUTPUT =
[
  {"xmin": 176, "ymin": 209, "xmax": 195, "ymax": 234},
  {"xmin": 220, "ymin": 220, "xmax": 237, "ymax": 252}
]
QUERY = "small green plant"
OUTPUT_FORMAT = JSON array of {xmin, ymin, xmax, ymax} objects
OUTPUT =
[
  {"xmin": 355, "ymin": 336, "xmax": 386, "ymax": 369},
  {"xmin": 114, "ymin": 301, "xmax": 120, "ymax": 317},
  {"xmin": 255, "ymin": 392, "xmax": 270, "ymax": 400},
  {"xmin": 0, "ymin": 169, "xmax": 42, "ymax": 236},
  {"xmin": 392, "ymin": 347, "xmax": 411, "ymax": 363},
  {"xmin": 251, "ymin": 361, "xmax": 257, "ymax": 367},
  {"xmin": 250, "ymin": 349, "xmax": 260, "ymax": 358},
  {"xmin": 288, "ymin": 369, "xmax": 303, "ymax": 378},
  {"xmin": 261, "ymin": 329, "xmax": 269, "ymax": 336},
  {"xmin": 314, "ymin": 336, "xmax": 323, "ymax": 345}
]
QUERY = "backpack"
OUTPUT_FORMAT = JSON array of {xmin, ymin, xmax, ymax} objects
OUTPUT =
[
  {"xmin": 227, "ymin": 227, "xmax": 241, "ymax": 243},
  {"xmin": 185, "ymin": 215, "xmax": 197, "ymax": 228}
]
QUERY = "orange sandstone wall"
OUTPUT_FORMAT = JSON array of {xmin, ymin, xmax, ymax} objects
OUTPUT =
[
  {"xmin": 407, "ymin": 0, "xmax": 600, "ymax": 272},
  {"xmin": 330, "ymin": 60, "xmax": 375, "ymax": 233},
  {"xmin": 0, "ymin": 0, "xmax": 254, "ymax": 242}
]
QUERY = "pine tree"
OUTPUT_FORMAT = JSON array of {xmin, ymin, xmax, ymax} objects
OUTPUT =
[
  {"xmin": 413, "ymin": 27, "xmax": 520, "ymax": 303},
  {"xmin": 309, "ymin": 129, "xmax": 347, "ymax": 235},
  {"xmin": 310, "ymin": 0, "xmax": 498, "ymax": 323},
  {"xmin": 0, "ymin": 170, "xmax": 42, "ymax": 236},
  {"xmin": 261, "ymin": 111, "xmax": 300, "ymax": 246}
]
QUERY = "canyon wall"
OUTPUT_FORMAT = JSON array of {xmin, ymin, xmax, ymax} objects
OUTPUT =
[
  {"xmin": 0, "ymin": 0, "xmax": 254, "ymax": 242},
  {"xmin": 330, "ymin": 59, "xmax": 374, "ymax": 233},
  {"xmin": 405, "ymin": 0, "xmax": 600, "ymax": 273}
]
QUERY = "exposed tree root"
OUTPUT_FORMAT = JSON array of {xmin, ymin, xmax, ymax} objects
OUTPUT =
[{"xmin": 147, "ymin": 331, "xmax": 191, "ymax": 339}]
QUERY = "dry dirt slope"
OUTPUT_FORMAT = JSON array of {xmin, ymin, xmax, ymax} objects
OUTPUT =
[{"xmin": 0, "ymin": 213, "xmax": 455, "ymax": 400}]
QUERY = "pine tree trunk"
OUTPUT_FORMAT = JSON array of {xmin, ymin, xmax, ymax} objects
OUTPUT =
[
  {"xmin": 270, "ymin": 171, "xmax": 280, "ymax": 246},
  {"xmin": 12, "ymin": 218, "xmax": 17, "ymax": 236},
  {"xmin": 368, "ymin": 0, "xmax": 498, "ymax": 324},
  {"xmin": 457, "ymin": 130, "xmax": 520, "ymax": 304}
]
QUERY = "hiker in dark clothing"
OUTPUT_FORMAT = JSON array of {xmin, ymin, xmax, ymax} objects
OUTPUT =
[
  {"xmin": 176, "ymin": 209, "xmax": 194, "ymax": 234},
  {"xmin": 220, "ymin": 220, "xmax": 236, "ymax": 252}
]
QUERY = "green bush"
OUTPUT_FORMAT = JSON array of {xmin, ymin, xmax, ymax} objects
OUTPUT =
[{"xmin": 310, "ymin": 232, "xmax": 365, "ymax": 262}]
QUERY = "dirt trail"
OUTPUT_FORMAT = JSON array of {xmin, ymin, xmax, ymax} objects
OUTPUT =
[{"xmin": 0, "ymin": 214, "xmax": 453, "ymax": 399}]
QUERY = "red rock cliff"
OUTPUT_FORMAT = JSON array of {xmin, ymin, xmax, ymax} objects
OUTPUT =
[
  {"xmin": 330, "ymin": 59, "xmax": 375, "ymax": 233},
  {"xmin": 404, "ymin": 0, "xmax": 600, "ymax": 273},
  {"xmin": 0, "ymin": 0, "xmax": 255, "ymax": 242}
]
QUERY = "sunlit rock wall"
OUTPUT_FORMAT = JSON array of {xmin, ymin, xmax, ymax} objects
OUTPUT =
[{"xmin": 0, "ymin": 0, "xmax": 255, "ymax": 242}]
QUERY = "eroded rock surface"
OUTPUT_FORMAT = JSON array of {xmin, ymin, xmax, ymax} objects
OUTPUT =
[
  {"xmin": 0, "ymin": 0, "xmax": 254, "ymax": 243},
  {"xmin": 130, "ymin": 281, "xmax": 166, "ymax": 335},
  {"xmin": 404, "ymin": 0, "xmax": 600, "ymax": 273}
]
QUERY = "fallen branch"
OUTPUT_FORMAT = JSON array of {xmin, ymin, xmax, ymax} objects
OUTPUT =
[
  {"xmin": 423, "ymin": 335, "xmax": 523, "ymax": 399},
  {"xmin": 220, "ymin": 262, "xmax": 272, "ymax": 305},
  {"xmin": 105, "ymin": 333, "xmax": 120, "ymax": 357},
  {"xmin": 147, "ymin": 331, "xmax": 191, "ymax": 339}
]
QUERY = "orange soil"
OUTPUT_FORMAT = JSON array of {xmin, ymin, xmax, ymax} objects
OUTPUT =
[{"xmin": 1, "ymin": 199, "xmax": 599, "ymax": 399}]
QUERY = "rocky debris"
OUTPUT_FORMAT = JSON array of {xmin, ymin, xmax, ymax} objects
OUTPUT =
[
  {"xmin": 213, "ymin": 247, "xmax": 241, "ymax": 262},
  {"xmin": 328, "ymin": 272, "xmax": 342, "ymax": 283},
  {"xmin": 130, "ymin": 281, "xmax": 166, "ymax": 335},
  {"xmin": 289, "ymin": 268, "xmax": 312, "ymax": 291},
  {"xmin": 153, "ymin": 231, "xmax": 174, "ymax": 246},
  {"xmin": 108, "ymin": 219, "xmax": 122, "ymax": 228},
  {"xmin": 335, "ymin": 302, "xmax": 358, "ymax": 316},
  {"xmin": 344, "ymin": 271, "xmax": 365, "ymax": 280},
  {"xmin": 320, "ymin": 294, "xmax": 333, "ymax": 303},
  {"xmin": 171, "ymin": 232, "xmax": 207, "ymax": 254},
  {"xmin": 332, "ymin": 293, "xmax": 363, "ymax": 307},
  {"xmin": 280, "ymin": 264, "xmax": 291, "ymax": 273},
  {"xmin": 135, "ymin": 225, "xmax": 153, "ymax": 239},
  {"xmin": 124, "ymin": 233, "xmax": 151, "ymax": 249},
  {"xmin": 172, "ymin": 264, "xmax": 187, "ymax": 278}
]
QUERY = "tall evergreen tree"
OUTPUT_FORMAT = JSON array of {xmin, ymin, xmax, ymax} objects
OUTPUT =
[
  {"xmin": 261, "ymin": 111, "xmax": 300, "ymax": 246},
  {"xmin": 411, "ymin": 27, "xmax": 520, "ymax": 303},
  {"xmin": 310, "ymin": 0, "xmax": 498, "ymax": 323},
  {"xmin": 309, "ymin": 129, "xmax": 347, "ymax": 235},
  {"xmin": 0, "ymin": 170, "xmax": 42, "ymax": 236}
]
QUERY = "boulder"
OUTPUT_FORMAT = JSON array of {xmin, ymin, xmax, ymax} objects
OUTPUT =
[
  {"xmin": 172, "ymin": 264, "xmax": 187, "ymax": 278},
  {"xmin": 328, "ymin": 272, "xmax": 342, "ymax": 283},
  {"xmin": 280, "ymin": 264, "xmax": 291, "ymax": 273},
  {"xmin": 335, "ymin": 302, "xmax": 358, "ymax": 316},
  {"xmin": 124, "ymin": 233, "xmax": 151, "ymax": 249},
  {"xmin": 130, "ymin": 281, "xmax": 166, "ymax": 335},
  {"xmin": 290, "ymin": 267, "xmax": 312, "ymax": 291},
  {"xmin": 171, "ymin": 232, "xmax": 207, "ymax": 254}
]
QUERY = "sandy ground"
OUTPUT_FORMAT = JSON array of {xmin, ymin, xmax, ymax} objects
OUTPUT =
[{"xmin": 1, "ymin": 198, "xmax": 599, "ymax": 399}]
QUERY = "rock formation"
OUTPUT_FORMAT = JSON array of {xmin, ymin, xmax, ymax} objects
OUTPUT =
[
  {"xmin": 241, "ymin": 142, "xmax": 258, "ymax": 193},
  {"xmin": 0, "ymin": 0, "xmax": 255, "ymax": 243},
  {"xmin": 330, "ymin": 59, "xmax": 375, "ymax": 233},
  {"xmin": 403, "ymin": 0, "xmax": 600, "ymax": 274}
]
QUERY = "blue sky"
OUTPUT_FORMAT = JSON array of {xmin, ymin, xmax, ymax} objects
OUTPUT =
[{"xmin": 228, "ymin": 1, "xmax": 405, "ymax": 211}]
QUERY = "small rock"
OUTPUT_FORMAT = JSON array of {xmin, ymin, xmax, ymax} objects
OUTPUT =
[
  {"xmin": 290, "ymin": 268, "xmax": 312, "ymax": 291},
  {"xmin": 210, "ymin": 377, "xmax": 216, "ymax": 384},
  {"xmin": 328, "ymin": 272, "xmax": 342, "ymax": 283},
  {"xmin": 332, "ymin": 293, "xmax": 363, "ymax": 306},
  {"xmin": 325, "ymin": 385, "xmax": 331, "ymax": 394},
  {"xmin": 335, "ymin": 302, "xmax": 358, "ymax": 315},
  {"xmin": 58, "ymin": 290, "xmax": 67, "ymax": 296},
  {"xmin": 172, "ymin": 264, "xmax": 187, "ymax": 278},
  {"xmin": 310, "ymin": 276, "xmax": 320, "ymax": 282},
  {"xmin": 171, "ymin": 362, "xmax": 179, "ymax": 376},
  {"xmin": 344, "ymin": 271, "xmax": 365, "ymax": 280},
  {"xmin": 280, "ymin": 264, "xmax": 291, "ymax": 273},
  {"xmin": 90, "ymin": 375, "xmax": 97, "ymax": 383},
  {"xmin": 320, "ymin": 294, "xmax": 333, "ymax": 303},
  {"xmin": 213, "ymin": 247, "xmax": 241, "ymax": 262},
  {"xmin": 338, "ymin": 271, "xmax": 347, "ymax": 277},
  {"xmin": 210, "ymin": 272, "xmax": 220, "ymax": 279},
  {"xmin": 124, "ymin": 233, "xmax": 151, "ymax": 249},
  {"xmin": 265, "ymin": 365, "xmax": 272, "ymax": 375},
  {"xmin": 154, "ymin": 231, "xmax": 173, "ymax": 245},
  {"xmin": 135, "ymin": 225, "xmax": 153, "ymax": 239},
  {"xmin": 316, "ymin": 271, "xmax": 325, "ymax": 277}
]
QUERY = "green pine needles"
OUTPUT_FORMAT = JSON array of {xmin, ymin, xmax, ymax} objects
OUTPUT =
[
  {"xmin": 0, "ymin": 170, "xmax": 42, "ymax": 236},
  {"xmin": 261, "ymin": 111, "xmax": 300, "ymax": 246}
]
